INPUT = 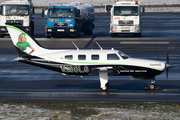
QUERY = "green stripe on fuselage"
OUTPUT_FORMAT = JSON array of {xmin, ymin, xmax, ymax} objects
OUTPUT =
[{"xmin": 62, "ymin": 60, "xmax": 164, "ymax": 71}]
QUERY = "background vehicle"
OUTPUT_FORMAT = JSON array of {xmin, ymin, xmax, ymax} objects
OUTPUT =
[
  {"xmin": 106, "ymin": 0, "xmax": 142, "ymax": 37},
  {"xmin": 42, "ymin": 2, "xmax": 95, "ymax": 37},
  {"xmin": 0, "ymin": 0, "xmax": 34, "ymax": 38}
]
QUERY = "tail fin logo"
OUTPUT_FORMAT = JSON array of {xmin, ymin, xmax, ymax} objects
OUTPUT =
[
  {"xmin": 16, "ymin": 33, "xmax": 35, "ymax": 54},
  {"xmin": 6, "ymin": 24, "xmax": 53, "ymax": 58},
  {"xmin": 6, "ymin": 24, "xmax": 44, "ymax": 57}
]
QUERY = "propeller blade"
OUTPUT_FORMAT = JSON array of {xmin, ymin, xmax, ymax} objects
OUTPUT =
[
  {"xmin": 166, "ymin": 68, "xmax": 169, "ymax": 79},
  {"xmin": 167, "ymin": 51, "xmax": 169, "ymax": 63},
  {"xmin": 166, "ymin": 51, "xmax": 169, "ymax": 79},
  {"xmin": 165, "ymin": 51, "xmax": 174, "ymax": 79}
]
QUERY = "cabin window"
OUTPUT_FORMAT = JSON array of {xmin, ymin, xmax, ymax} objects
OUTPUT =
[
  {"xmin": 65, "ymin": 55, "xmax": 73, "ymax": 60},
  {"xmin": 107, "ymin": 54, "xmax": 120, "ymax": 60},
  {"xmin": 91, "ymin": 55, "xmax": 99, "ymax": 60},
  {"xmin": 78, "ymin": 55, "xmax": 86, "ymax": 60}
]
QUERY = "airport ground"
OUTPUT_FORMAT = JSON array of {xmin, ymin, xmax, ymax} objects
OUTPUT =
[{"xmin": 0, "ymin": 13, "xmax": 180, "ymax": 103}]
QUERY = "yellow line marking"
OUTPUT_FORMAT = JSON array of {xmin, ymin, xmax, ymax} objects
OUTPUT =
[
  {"xmin": 163, "ymin": 89, "xmax": 179, "ymax": 91},
  {"xmin": 120, "ymin": 42, "xmax": 169, "ymax": 44}
]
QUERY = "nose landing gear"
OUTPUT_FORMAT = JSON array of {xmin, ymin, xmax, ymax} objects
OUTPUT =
[{"xmin": 149, "ymin": 80, "xmax": 155, "ymax": 90}]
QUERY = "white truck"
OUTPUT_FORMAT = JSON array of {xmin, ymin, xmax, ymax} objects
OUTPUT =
[
  {"xmin": 106, "ymin": 0, "xmax": 141, "ymax": 37},
  {"xmin": 0, "ymin": 0, "xmax": 34, "ymax": 38}
]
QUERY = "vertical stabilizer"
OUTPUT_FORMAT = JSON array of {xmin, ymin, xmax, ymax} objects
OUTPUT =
[{"xmin": 6, "ymin": 23, "xmax": 49, "ymax": 58}]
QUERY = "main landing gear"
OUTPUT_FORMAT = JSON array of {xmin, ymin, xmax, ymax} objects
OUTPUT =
[{"xmin": 99, "ymin": 68, "xmax": 109, "ymax": 92}]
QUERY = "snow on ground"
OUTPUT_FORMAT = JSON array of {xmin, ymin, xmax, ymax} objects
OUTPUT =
[
  {"xmin": 0, "ymin": 0, "xmax": 180, "ymax": 6},
  {"xmin": 86, "ymin": 108, "xmax": 180, "ymax": 120},
  {"xmin": 0, "ymin": 0, "xmax": 180, "ymax": 12},
  {"xmin": 32, "ymin": 0, "xmax": 180, "ymax": 13},
  {"xmin": 31, "ymin": 0, "xmax": 180, "ymax": 6},
  {"xmin": 0, "ymin": 104, "xmax": 71, "ymax": 120},
  {"xmin": 0, "ymin": 104, "xmax": 179, "ymax": 120}
]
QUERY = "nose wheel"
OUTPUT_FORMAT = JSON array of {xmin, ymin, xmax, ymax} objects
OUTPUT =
[{"xmin": 149, "ymin": 80, "xmax": 155, "ymax": 90}]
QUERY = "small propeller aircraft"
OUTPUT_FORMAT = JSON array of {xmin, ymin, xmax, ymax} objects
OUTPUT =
[{"xmin": 6, "ymin": 23, "xmax": 174, "ymax": 91}]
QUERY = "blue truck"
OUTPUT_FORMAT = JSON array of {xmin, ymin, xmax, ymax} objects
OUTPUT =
[{"xmin": 42, "ymin": 3, "xmax": 95, "ymax": 37}]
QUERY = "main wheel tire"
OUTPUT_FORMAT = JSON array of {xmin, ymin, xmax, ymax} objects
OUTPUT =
[
  {"xmin": 0, "ymin": 34, "xmax": 4, "ymax": 38},
  {"xmin": 100, "ymin": 82, "xmax": 109, "ymax": 92}
]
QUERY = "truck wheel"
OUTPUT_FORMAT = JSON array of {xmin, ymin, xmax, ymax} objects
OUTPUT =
[
  {"xmin": 137, "ymin": 33, "xmax": 141, "ymax": 37},
  {"xmin": 30, "ymin": 21, "xmax": 34, "ymax": 36},
  {"xmin": 88, "ymin": 29, "xmax": 93, "ymax": 35},
  {"xmin": 46, "ymin": 35, "xmax": 50, "ymax": 38},
  {"xmin": 84, "ymin": 30, "xmax": 88, "ymax": 35},
  {"xmin": 110, "ymin": 33, "xmax": 116, "ymax": 37},
  {"xmin": 84, "ymin": 29, "xmax": 93, "ymax": 35},
  {"xmin": 133, "ymin": 33, "xmax": 141, "ymax": 37},
  {"xmin": 0, "ymin": 34, "xmax": 4, "ymax": 38}
]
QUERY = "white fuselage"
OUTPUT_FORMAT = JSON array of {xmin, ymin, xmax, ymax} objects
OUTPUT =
[{"xmin": 34, "ymin": 49, "xmax": 166, "ymax": 73}]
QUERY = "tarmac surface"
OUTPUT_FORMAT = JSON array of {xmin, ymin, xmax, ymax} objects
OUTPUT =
[{"xmin": 0, "ymin": 13, "xmax": 180, "ymax": 103}]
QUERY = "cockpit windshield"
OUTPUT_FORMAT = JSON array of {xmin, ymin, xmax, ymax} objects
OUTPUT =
[
  {"xmin": 48, "ymin": 8, "xmax": 74, "ymax": 18},
  {"xmin": 2, "ymin": 5, "xmax": 29, "ymax": 16},
  {"xmin": 118, "ymin": 51, "xmax": 130, "ymax": 59},
  {"xmin": 114, "ymin": 6, "xmax": 138, "ymax": 16}
]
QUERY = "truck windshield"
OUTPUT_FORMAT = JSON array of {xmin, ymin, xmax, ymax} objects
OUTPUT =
[
  {"xmin": 2, "ymin": 5, "xmax": 29, "ymax": 16},
  {"xmin": 114, "ymin": 6, "xmax": 138, "ymax": 16},
  {"xmin": 48, "ymin": 8, "xmax": 74, "ymax": 18}
]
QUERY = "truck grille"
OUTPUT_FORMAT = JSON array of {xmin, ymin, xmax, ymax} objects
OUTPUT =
[
  {"xmin": 54, "ymin": 23, "xmax": 68, "ymax": 27},
  {"xmin": 119, "ymin": 20, "xmax": 133, "ymax": 25},
  {"xmin": 6, "ymin": 20, "xmax": 23, "ymax": 25},
  {"xmin": 6, "ymin": 20, "xmax": 14, "ymax": 23},
  {"xmin": 15, "ymin": 20, "xmax": 23, "ymax": 25}
]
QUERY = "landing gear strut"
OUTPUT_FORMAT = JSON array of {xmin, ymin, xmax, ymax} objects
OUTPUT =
[{"xmin": 99, "ymin": 68, "xmax": 109, "ymax": 92}]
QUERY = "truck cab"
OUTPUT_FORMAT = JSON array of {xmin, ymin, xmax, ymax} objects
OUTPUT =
[
  {"xmin": 0, "ymin": 0, "xmax": 34, "ymax": 38},
  {"xmin": 44, "ymin": 6, "xmax": 81, "ymax": 38},
  {"xmin": 108, "ymin": 0, "xmax": 141, "ymax": 37},
  {"xmin": 43, "ymin": 2, "xmax": 95, "ymax": 38}
]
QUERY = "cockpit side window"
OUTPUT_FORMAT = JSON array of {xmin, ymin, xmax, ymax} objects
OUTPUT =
[
  {"xmin": 65, "ymin": 55, "xmax": 73, "ymax": 60},
  {"xmin": 107, "ymin": 54, "xmax": 120, "ymax": 60},
  {"xmin": 118, "ymin": 52, "xmax": 129, "ymax": 59},
  {"xmin": 92, "ymin": 55, "xmax": 99, "ymax": 60}
]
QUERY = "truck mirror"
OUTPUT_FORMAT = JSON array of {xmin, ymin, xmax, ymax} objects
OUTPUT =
[
  {"xmin": 78, "ymin": 9, "xmax": 81, "ymax": 17},
  {"xmin": 0, "ymin": 7, "xmax": 1, "ymax": 14},
  {"xmin": 105, "ymin": 5, "xmax": 112, "ymax": 14},
  {"xmin": 41, "ymin": 9, "xmax": 44, "ymax": 17},
  {"xmin": 32, "ymin": 7, "xmax": 35, "ymax": 14}
]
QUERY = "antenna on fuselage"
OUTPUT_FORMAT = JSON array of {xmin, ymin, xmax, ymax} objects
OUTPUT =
[
  {"xmin": 72, "ymin": 41, "xmax": 79, "ymax": 50},
  {"xmin": 95, "ymin": 41, "xmax": 103, "ymax": 50}
]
